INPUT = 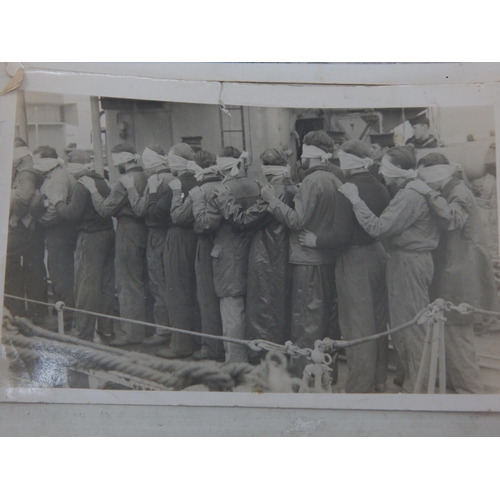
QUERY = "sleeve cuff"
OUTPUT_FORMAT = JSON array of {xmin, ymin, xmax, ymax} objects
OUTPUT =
[
  {"xmin": 352, "ymin": 199, "xmax": 364, "ymax": 210},
  {"xmin": 267, "ymin": 197, "xmax": 279, "ymax": 211}
]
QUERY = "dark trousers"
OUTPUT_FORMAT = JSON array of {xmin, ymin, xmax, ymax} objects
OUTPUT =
[
  {"xmin": 45, "ymin": 223, "xmax": 77, "ymax": 327},
  {"xmin": 245, "ymin": 242, "xmax": 292, "ymax": 347},
  {"xmin": 336, "ymin": 243, "xmax": 389, "ymax": 393},
  {"xmin": 146, "ymin": 228, "xmax": 170, "ymax": 335},
  {"xmin": 115, "ymin": 218, "xmax": 148, "ymax": 342},
  {"xmin": 72, "ymin": 228, "xmax": 115, "ymax": 341},
  {"xmin": 290, "ymin": 263, "xmax": 336, "ymax": 376},
  {"xmin": 196, "ymin": 236, "xmax": 224, "ymax": 358},
  {"xmin": 290, "ymin": 264, "xmax": 336, "ymax": 348},
  {"xmin": 164, "ymin": 227, "xmax": 200, "ymax": 356},
  {"xmin": 4, "ymin": 223, "xmax": 48, "ymax": 322}
]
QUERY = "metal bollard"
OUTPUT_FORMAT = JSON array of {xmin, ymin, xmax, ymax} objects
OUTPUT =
[{"xmin": 54, "ymin": 301, "xmax": 66, "ymax": 335}]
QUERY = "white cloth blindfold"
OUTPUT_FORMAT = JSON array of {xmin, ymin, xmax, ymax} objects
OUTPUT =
[
  {"xmin": 216, "ymin": 151, "xmax": 249, "ymax": 177},
  {"xmin": 13, "ymin": 146, "xmax": 30, "ymax": 160},
  {"xmin": 338, "ymin": 150, "xmax": 373, "ymax": 171},
  {"xmin": 380, "ymin": 156, "xmax": 418, "ymax": 179},
  {"xmin": 191, "ymin": 163, "xmax": 217, "ymax": 182},
  {"xmin": 142, "ymin": 147, "xmax": 168, "ymax": 170},
  {"xmin": 33, "ymin": 157, "xmax": 64, "ymax": 173},
  {"xmin": 418, "ymin": 163, "xmax": 458, "ymax": 184},
  {"xmin": 168, "ymin": 153, "xmax": 200, "ymax": 174},
  {"xmin": 112, "ymin": 152, "xmax": 140, "ymax": 166},
  {"xmin": 301, "ymin": 145, "xmax": 332, "ymax": 163}
]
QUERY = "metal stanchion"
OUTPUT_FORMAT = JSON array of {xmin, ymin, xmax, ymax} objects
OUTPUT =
[
  {"xmin": 414, "ymin": 305, "xmax": 447, "ymax": 394},
  {"xmin": 54, "ymin": 301, "xmax": 65, "ymax": 335}
]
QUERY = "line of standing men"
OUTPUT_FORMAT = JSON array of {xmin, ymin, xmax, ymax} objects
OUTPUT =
[{"xmin": 5, "ymin": 130, "xmax": 498, "ymax": 394}]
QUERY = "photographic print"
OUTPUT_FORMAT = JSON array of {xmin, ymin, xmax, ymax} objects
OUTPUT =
[{"xmin": 1, "ymin": 64, "xmax": 500, "ymax": 416}]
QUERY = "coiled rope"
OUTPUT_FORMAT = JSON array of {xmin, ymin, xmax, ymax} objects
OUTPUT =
[{"xmin": 4, "ymin": 315, "xmax": 255, "ymax": 391}]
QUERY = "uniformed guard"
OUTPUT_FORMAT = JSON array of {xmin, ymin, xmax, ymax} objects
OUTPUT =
[{"xmin": 405, "ymin": 114, "xmax": 438, "ymax": 149}]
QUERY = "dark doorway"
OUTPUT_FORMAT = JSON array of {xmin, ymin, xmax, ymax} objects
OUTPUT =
[{"xmin": 294, "ymin": 117, "xmax": 325, "ymax": 158}]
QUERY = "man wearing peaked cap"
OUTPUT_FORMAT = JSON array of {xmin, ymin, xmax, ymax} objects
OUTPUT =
[
  {"xmin": 370, "ymin": 133, "xmax": 395, "ymax": 160},
  {"xmin": 405, "ymin": 114, "xmax": 438, "ymax": 149}
]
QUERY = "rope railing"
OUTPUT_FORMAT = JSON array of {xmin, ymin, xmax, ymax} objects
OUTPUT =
[
  {"xmin": 4, "ymin": 294, "xmax": 252, "ymax": 349},
  {"xmin": 446, "ymin": 302, "xmax": 500, "ymax": 318},
  {"xmin": 3, "ymin": 294, "xmax": 499, "ymax": 393},
  {"xmin": 4, "ymin": 293, "xmax": 494, "ymax": 359}
]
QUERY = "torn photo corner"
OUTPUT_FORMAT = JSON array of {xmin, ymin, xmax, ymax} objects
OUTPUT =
[{"xmin": 1, "ymin": 62, "xmax": 500, "ymax": 413}]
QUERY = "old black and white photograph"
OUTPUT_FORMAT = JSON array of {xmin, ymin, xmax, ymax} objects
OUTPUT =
[
  {"xmin": 3, "ymin": 3, "xmax": 500, "ymax": 493},
  {"xmin": 2, "ymin": 77, "xmax": 500, "ymax": 401}
]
